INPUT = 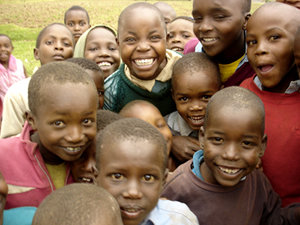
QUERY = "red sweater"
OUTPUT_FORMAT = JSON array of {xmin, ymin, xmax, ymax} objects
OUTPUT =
[
  {"xmin": 240, "ymin": 75, "xmax": 300, "ymax": 207},
  {"xmin": 0, "ymin": 122, "xmax": 75, "ymax": 209}
]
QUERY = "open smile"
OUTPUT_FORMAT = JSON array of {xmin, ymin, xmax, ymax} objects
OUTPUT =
[
  {"xmin": 188, "ymin": 116, "xmax": 204, "ymax": 125},
  {"xmin": 121, "ymin": 205, "xmax": 144, "ymax": 219},
  {"xmin": 78, "ymin": 177, "xmax": 94, "ymax": 183},
  {"xmin": 97, "ymin": 61, "xmax": 114, "ymax": 70},
  {"xmin": 133, "ymin": 58, "xmax": 156, "ymax": 67},
  {"xmin": 257, "ymin": 64, "xmax": 274, "ymax": 75},
  {"xmin": 61, "ymin": 146, "xmax": 83, "ymax": 155},
  {"xmin": 217, "ymin": 165, "xmax": 242, "ymax": 175}
]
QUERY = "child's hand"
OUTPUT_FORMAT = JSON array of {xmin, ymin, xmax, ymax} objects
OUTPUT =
[{"xmin": 171, "ymin": 136, "xmax": 200, "ymax": 163}]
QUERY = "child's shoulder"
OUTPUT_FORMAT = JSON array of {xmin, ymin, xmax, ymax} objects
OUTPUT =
[{"xmin": 147, "ymin": 199, "xmax": 199, "ymax": 225}]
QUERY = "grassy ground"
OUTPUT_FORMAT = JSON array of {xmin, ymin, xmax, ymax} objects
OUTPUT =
[{"xmin": 0, "ymin": 0, "xmax": 264, "ymax": 76}]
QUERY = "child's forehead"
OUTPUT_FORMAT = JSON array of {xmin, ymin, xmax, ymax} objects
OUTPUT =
[
  {"xmin": 120, "ymin": 8, "xmax": 164, "ymax": 29},
  {"xmin": 42, "ymin": 24, "xmax": 73, "ymax": 39},
  {"xmin": 0, "ymin": 35, "xmax": 11, "ymax": 44},
  {"xmin": 66, "ymin": 9, "xmax": 88, "ymax": 18}
]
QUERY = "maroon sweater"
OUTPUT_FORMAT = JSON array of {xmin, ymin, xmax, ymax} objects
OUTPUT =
[
  {"xmin": 240, "ymin": 75, "xmax": 300, "ymax": 207},
  {"xmin": 162, "ymin": 159, "xmax": 300, "ymax": 225}
]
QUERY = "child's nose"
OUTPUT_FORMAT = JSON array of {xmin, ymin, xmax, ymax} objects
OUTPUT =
[
  {"xmin": 137, "ymin": 40, "xmax": 150, "ymax": 51},
  {"xmin": 122, "ymin": 180, "xmax": 143, "ymax": 199},
  {"xmin": 222, "ymin": 144, "xmax": 240, "ymax": 161},
  {"xmin": 98, "ymin": 49, "xmax": 109, "ymax": 57},
  {"xmin": 65, "ymin": 126, "xmax": 85, "ymax": 143},
  {"xmin": 255, "ymin": 42, "xmax": 268, "ymax": 56},
  {"xmin": 172, "ymin": 35, "xmax": 182, "ymax": 43},
  {"xmin": 81, "ymin": 158, "xmax": 97, "ymax": 173},
  {"xmin": 74, "ymin": 24, "xmax": 80, "ymax": 31},
  {"xmin": 55, "ymin": 42, "xmax": 64, "ymax": 50},
  {"xmin": 198, "ymin": 18, "xmax": 213, "ymax": 32}
]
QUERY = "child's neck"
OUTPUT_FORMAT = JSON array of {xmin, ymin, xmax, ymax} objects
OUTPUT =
[
  {"xmin": 0, "ymin": 60, "xmax": 9, "ymax": 69},
  {"xmin": 30, "ymin": 132, "xmax": 65, "ymax": 165},
  {"xmin": 213, "ymin": 32, "xmax": 246, "ymax": 65},
  {"xmin": 262, "ymin": 66, "xmax": 298, "ymax": 93}
]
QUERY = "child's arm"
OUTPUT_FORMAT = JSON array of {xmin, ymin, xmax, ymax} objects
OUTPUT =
[{"xmin": 171, "ymin": 136, "xmax": 200, "ymax": 163}]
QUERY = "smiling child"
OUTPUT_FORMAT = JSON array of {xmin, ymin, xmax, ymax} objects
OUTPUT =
[
  {"xmin": 74, "ymin": 25, "xmax": 121, "ymax": 79},
  {"xmin": 0, "ymin": 61, "xmax": 98, "ymax": 209},
  {"xmin": 167, "ymin": 16, "xmax": 195, "ymax": 54},
  {"xmin": 164, "ymin": 52, "xmax": 221, "ymax": 171},
  {"xmin": 240, "ymin": 2, "xmax": 300, "ymax": 207},
  {"xmin": 96, "ymin": 118, "xmax": 198, "ymax": 225},
  {"xmin": 104, "ymin": 2, "xmax": 181, "ymax": 116},
  {"xmin": 1, "ymin": 23, "xmax": 75, "ymax": 139},
  {"xmin": 162, "ymin": 86, "xmax": 300, "ymax": 224}
]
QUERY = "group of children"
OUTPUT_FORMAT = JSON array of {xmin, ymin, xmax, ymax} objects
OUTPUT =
[{"xmin": 0, "ymin": 0, "xmax": 300, "ymax": 224}]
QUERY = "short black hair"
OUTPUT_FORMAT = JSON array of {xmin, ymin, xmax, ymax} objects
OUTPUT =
[
  {"xmin": 28, "ymin": 61, "xmax": 96, "ymax": 115},
  {"xmin": 0, "ymin": 34, "xmax": 12, "ymax": 46},
  {"xmin": 204, "ymin": 86, "xmax": 265, "ymax": 135},
  {"xmin": 242, "ymin": 0, "xmax": 252, "ymax": 14},
  {"xmin": 170, "ymin": 16, "xmax": 194, "ymax": 24},
  {"xmin": 96, "ymin": 118, "xmax": 168, "ymax": 171},
  {"xmin": 35, "ymin": 23, "xmax": 74, "ymax": 48},
  {"xmin": 66, "ymin": 57, "xmax": 103, "ymax": 74},
  {"xmin": 64, "ymin": 5, "xmax": 90, "ymax": 24},
  {"xmin": 32, "ymin": 183, "xmax": 123, "ymax": 225},
  {"xmin": 172, "ymin": 52, "xmax": 221, "ymax": 89},
  {"xmin": 118, "ymin": 2, "xmax": 166, "ymax": 37},
  {"xmin": 96, "ymin": 109, "xmax": 122, "ymax": 131}
]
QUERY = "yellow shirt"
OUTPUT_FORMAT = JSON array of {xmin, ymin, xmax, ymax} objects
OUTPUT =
[
  {"xmin": 45, "ymin": 162, "xmax": 66, "ymax": 189},
  {"xmin": 219, "ymin": 54, "xmax": 245, "ymax": 83}
]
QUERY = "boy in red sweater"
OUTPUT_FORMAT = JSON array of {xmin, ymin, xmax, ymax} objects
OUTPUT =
[{"xmin": 240, "ymin": 2, "xmax": 300, "ymax": 206}]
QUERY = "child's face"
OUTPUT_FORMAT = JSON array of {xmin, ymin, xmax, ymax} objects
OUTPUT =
[
  {"xmin": 97, "ymin": 139, "xmax": 167, "ymax": 225},
  {"xmin": 70, "ymin": 140, "xmax": 97, "ymax": 184},
  {"xmin": 246, "ymin": 9, "xmax": 296, "ymax": 90},
  {"xmin": 0, "ymin": 36, "xmax": 13, "ymax": 65},
  {"xmin": 34, "ymin": 24, "xmax": 74, "ymax": 66},
  {"xmin": 0, "ymin": 171, "xmax": 8, "ymax": 225},
  {"xmin": 65, "ymin": 10, "xmax": 91, "ymax": 43},
  {"xmin": 123, "ymin": 103, "xmax": 172, "ymax": 155},
  {"xmin": 192, "ymin": 0, "xmax": 248, "ymax": 58},
  {"xmin": 172, "ymin": 70, "xmax": 220, "ymax": 131},
  {"xmin": 276, "ymin": 0, "xmax": 300, "ymax": 10},
  {"xmin": 84, "ymin": 27, "xmax": 120, "ymax": 79},
  {"xmin": 28, "ymin": 82, "xmax": 97, "ymax": 163},
  {"xmin": 200, "ymin": 106, "xmax": 266, "ymax": 187},
  {"xmin": 167, "ymin": 19, "xmax": 195, "ymax": 54},
  {"xmin": 85, "ymin": 69, "xmax": 104, "ymax": 109},
  {"xmin": 118, "ymin": 8, "xmax": 167, "ymax": 80}
]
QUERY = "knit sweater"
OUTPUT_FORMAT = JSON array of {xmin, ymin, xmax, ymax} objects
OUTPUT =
[
  {"xmin": 240, "ymin": 75, "xmax": 300, "ymax": 207},
  {"xmin": 104, "ymin": 63, "xmax": 176, "ymax": 116}
]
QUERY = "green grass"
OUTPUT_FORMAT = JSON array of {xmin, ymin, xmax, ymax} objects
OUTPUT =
[{"xmin": 0, "ymin": 1, "xmax": 264, "ymax": 76}]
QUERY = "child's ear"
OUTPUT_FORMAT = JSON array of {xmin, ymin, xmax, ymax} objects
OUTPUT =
[
  {"xmin": 199, "ymin": 126, "xmax": 205, "ymax": 149},
  {"xmin": 25, "ymin": 111, "xmax": 38, "ymax": 131},
  {"xmin": 259, "ymin": 134, "xmax": 267, "ymax": 158},
  {"xmin": 242, "ymin": 13, "xmax": 251, "ymax": 30},
  {"xmin": 33, "ymin": 48, "xmax": 40, "ymax": 61}
]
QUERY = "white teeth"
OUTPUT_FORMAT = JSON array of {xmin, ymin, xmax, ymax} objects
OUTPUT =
[
  {"xmin": 126, "ymin": 209, "xmax": 137, "ymax": 212},
  {"xmin": 172, "ymin": 48, "xmax": 182, "ymax": 51},
  {"xmin": 219, "ymin": 166, "xmax": 240, "ymax": 174},
  {"xmin": 66, "ymin": 147, "xmax": 81, "ymax": 151},
  {"xmin": 134, "ymin": 58, "xmax": 154, "ymax": 66},
  {"xmin": 82, "ymin": 178, "xmax": 92, "ymax": 182},
  {"xmin": 202, "ymin": 38, "xmax": 217, "ymax": 42},
  {"xmin": 98, "ymin": 62, "xmax": 112, "ymax": 67}
]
